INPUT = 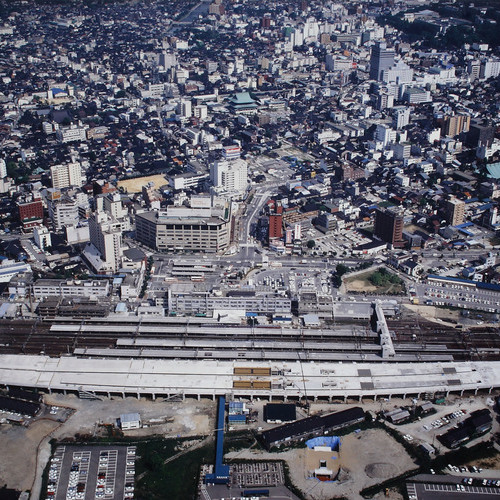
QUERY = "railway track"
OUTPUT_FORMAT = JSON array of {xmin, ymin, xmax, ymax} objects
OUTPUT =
[{"xmin": 0, "ymin": 318, "xmax": 499, "ymax": 361}]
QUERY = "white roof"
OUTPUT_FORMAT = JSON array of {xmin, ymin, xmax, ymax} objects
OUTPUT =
[{"xmin": 0, "ymin": 354, "xmax": 499, "ymax": 398}]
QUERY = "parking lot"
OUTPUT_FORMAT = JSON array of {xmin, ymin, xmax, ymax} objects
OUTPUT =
[
  {"xmin": 408, "ymin": 479, "xmax": 500, "ymax": 499},
  {"xmin": 416, "ymin": 282, "xmax": 500, "ymax": 314},
  {"xmin": 45, "ymin": 445, "xmax": 135, "ymax": 500},
  {"xmin": 230, "ymin": 462, "xmax": 284, "ymax": 488}
]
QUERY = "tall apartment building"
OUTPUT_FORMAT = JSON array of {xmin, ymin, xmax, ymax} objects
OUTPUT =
[
  {"xmin": 441, "ymin": 114, "xmax": 470, "ymax": 138},
  {"xmin": 50, "ymin": 162, "xmax": 83, "ymax": 190},
  {"xmin": 444, "ymin": 197, "xmax": 465, "ymax": 226},
  {"xmin": 369, "ymin": 42, "xmax": 395, "ymax": 81},
  {"xmin": 374, "ymin": 207, "xmax": 404, "ymax": 248},
  {"xmin": 210, "ymin": 158, "xmax": 248, "ymax": 197},
  {"xmin": 87, "ymin": 211, "xmax": 123, "ymax": 272}
]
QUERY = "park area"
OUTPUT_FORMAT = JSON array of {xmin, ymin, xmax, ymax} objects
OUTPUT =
[{"xmin": 344, "ymin": 267, "xmax": 406, "ymax": 295}]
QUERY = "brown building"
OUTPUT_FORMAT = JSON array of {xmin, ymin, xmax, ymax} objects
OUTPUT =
[
  {"xmin": 374, "ymin": 208, "xmax": 404, "ymax": 247},
  {"xmin": 444, "ymin": 197, "xmax": 465, "ymax": 226},
  {"xmin": 269, "ymin": 203, "xmax": 284, "ymax": 241},
  {"xmin": 18, "ymin": 198, "xmax": 44, "ymax": 230},
  {"xmin": 441, "ymin": 114, "xmax": 470, "ymax": 138}
]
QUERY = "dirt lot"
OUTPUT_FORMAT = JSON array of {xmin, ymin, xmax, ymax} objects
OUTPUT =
[
  {"xmin": 344, "ymin": 277, "xmax": 379, "ymax": 293},
  {"xmin": 117, "ymin": 174, "xmax": 168, "ymax": 193},
  {"xmin": 0, "ymin": 395, "xmax": 216, "ymax": 498},
  {"xmin": 403, "ymin": 303, "xmax": 461, "ymax": 326},
  {"xmin": 226, "ymin": 428, "xmax": 416, "ymax": 500},
  {"xmin": 0, "ymin": 418, "xmax": 60, "ymax": 491}
]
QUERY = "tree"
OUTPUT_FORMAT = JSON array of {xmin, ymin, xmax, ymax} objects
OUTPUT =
[
  {"xmin": 307, "ymin": 240, "xmax": 315, "ymax": 249},
  {"xmin": 336, "ymin": 264, "xmax": 349, "ymax": 276}
]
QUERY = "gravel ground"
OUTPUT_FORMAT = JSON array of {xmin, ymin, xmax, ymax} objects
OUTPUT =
[
  {"xmin": 226, "ymin": 428, "xmax": 416, "ymax": 500},
  {"xmin": 0, "ymin": 394, "xmax": 216, "ymax": 499}
]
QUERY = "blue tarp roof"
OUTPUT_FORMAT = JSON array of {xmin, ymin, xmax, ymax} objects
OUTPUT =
[
  {"xmin": 486, "ymin": 163, "xmax": 500, "ymax": 179},
  {"xmin": 306, "ymin": 436, "xmax": 340, "ymax": 450}
]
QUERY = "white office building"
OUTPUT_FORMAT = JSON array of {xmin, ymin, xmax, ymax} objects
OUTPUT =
[
  {"xmin": 210, "ymin": 158, "xmax": 248, "ymax": 198},
  {"xmin": 86, "ymin": 211, "xmax": 123, "ymax": 273},
  {"xmin": 33, "ymin": 226, "xmax": 52, "ymax": 251}
]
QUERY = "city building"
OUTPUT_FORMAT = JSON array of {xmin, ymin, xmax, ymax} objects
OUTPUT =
[
  {"xmin": 50, "ymin": 163, "xmax": 83, "ymax": 190},
  {"xmin": 33, "ymin": 226, "xmax": 51, "ymax": 251},
  {"xmin": 210, "ymin": 158, "xmax": 248, "ymax": 198},
  {"xmin": 33, "ymin": 279, "xmax": 110, "ymax": 299},
  {"xmin": 135, "ymin": 204, "xmax": 232, "ymax": 253},
  {"xmin": 369, "ymin": 42, "xmax": 395, "ymax": 81},
  {"xmin": 86, "ymin": 211, "xmax": 123, "ymax": 273},
  {"xmin": 374, "ymin": 207, "xmax": 405, "ymax": 248},
  {"xmin": 444, "ymin": 197, "xmax": 465, "ymax": 226}
]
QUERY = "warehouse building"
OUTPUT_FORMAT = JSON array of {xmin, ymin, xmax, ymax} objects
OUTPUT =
[{"xmin": 260, "ymin": 407, "xmax": 364, "ymax": 449}]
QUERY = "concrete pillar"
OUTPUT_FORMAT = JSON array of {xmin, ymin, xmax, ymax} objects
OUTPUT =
[
  {"xmin": 182, "ymin": 393, "xmax": 185, "ymax": 401},
  {"xmin": 63, "ymin": 389, "xmax": 67, "ymax": 395},
  {"xmin": 388, "ymin": 394, "xmax": 391, "ymax": 401},
  {"xmin": 489, "ymin": 387, "xmax": 493, "ymax": 394},
  {"xmin": 359, "ymin": 395, "xmax": 362, "ymax": 402},
  {"xmin": 122, "ymin": 392, "xmax": 125, "ymax": 399},
  {"xmin": 460, "ymin": 389, "xmax": 464, "ymax": 396},
  {"xmin": 374, "ymin": 394, "xmax": 377, "ymax": 402},
  {"xmin": 152, "ymin": 393, "xmax": 155, "ymax": 400},
  {"xmin": 314, "ymin": 396, "xmax": 317, "ymax": 402},
  {"xmin": 417, "ymin": 393, "xmax": 420, "ymax": 399},
  {"xmin": 403, "ymin": 393, "xmax": 406, "ymax": 400},
  {"xmin": 137, "ymin": 393, "xmax": 140, "ymax": 400},
  {"xmin": 212, "ymin": 394, "xmax": 216, "ymax": 401},
  {"xmin": 329, "ymin": 396, "xmax": 332, "ymax": 403},
  {"xmin": 446, "ymin": 391, "xmax": 450, "ymax": 397},
  {"xmin": 269, "ymin": 394, "xmax": 272, "ymax": 402},
  {"xmin": 474, "ymin": 388, "xmax": 478, "ymax": 395},
  {"xmin": 197, "ymin": 394, "xmax": 201, "ymax": 400},
  {"xmin": 344, "ymin": 395, "xmax": 347, "ymax": 403},
  {"xmin": 48, "ymin": 387, "xmax": 52, "ymax": 394}
]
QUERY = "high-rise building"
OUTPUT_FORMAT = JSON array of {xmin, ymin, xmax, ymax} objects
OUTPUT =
[
  {"xmin": 0, "ymin": 158, "xmax": 6, "ymax": 179},
  {"xmin": 444, "ymin": 197, "xmax": 465, "ymax": 226},
  {"xmin": 392, "ymin": 106, "xmax": 410, "ymax": 130},
  {"xmin": 268, "ymin": 204, "xmax": 283, "ymax": 241},
  {"xmin": 210, "ymin": 158, "xmax": 248, "ymax": 197},
  {"xmin": 441, "ymin": 114, "xmax": 470, "ymax": 138},
  {"xmin": 369, "ymin": 42, "xmax": 395, "ymax": 81},
  {"xmin": 374, "ymin": 207, "xmax": 404, "ymax": 247},
  {"xmin": 87, "ymin": 211, "xmax": 123, "ymax": 272},
  {"xmin": 50, "ymin": 163, "xmax": 83, "ymax": 190}
]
